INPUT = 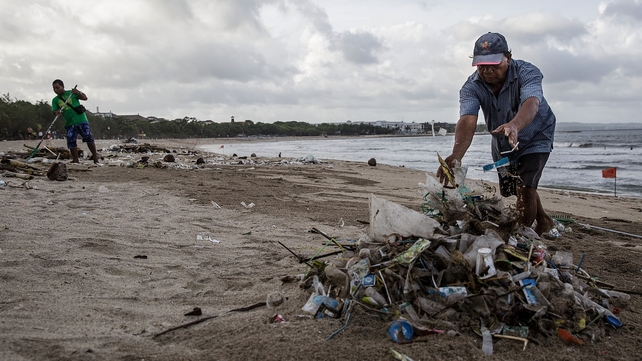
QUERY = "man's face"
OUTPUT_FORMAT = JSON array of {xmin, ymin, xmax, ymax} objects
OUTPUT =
[
  {"xmin": 476, "ymin": 55, "xmax": 510, "ymax": 86},
  {"xmin": 53, "ymin": 83, "xmax": 65, "ymax": 96}
]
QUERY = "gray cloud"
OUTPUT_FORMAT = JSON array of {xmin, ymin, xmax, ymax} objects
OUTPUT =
[
  {"xmin": 293, "ymin": 0, "xmax": 334, "ymax": 36},
  {"xmin": 291, "ymin": 0, "xmax": 384, "ymax": 64},
  {"xmin": 537, "ymin": 48, "xmax": 615, "ymax": 84},
  {"xmin": 0, "ymin": 1, "xmax": 640, "ymax": 125},
  {"xmin": 602, "ymin": 0, "xmax": 642, "ymax": 21},
  {"xmin": 334, "ymin": 30, "xmax": 385, "ymax": 64}
]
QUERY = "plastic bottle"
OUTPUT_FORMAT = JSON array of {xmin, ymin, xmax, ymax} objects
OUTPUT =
[
  {"xmin": 399, "ymin": 302, "xmax": 420, "ymax": 321},
  {"xmin": 365, "ymin": 287, "xmax": 388, "ymax": 307},
  {"xmin": 602, "ymin": 289, "xmax": 631, "ymax": 301}
]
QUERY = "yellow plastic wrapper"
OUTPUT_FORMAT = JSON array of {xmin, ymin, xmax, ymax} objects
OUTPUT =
[{"xmin": 394, "ymin": 238, "xmax": 431, "ymax": 266}]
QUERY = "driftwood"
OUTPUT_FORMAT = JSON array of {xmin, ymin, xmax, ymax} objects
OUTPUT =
[
  {"xmin": 1, "ymin": 158, "xmax": 45, "ymax": 176},
  {"xmin": 22, "ymin": 144, "xmax": 70, "ymax": 159},
  {"xmin": 2, "ymin": 172, "xmax": 34, "ymax": 180},
  {"xmin": 4, "ymin": 159, "xmax": 41, "ymax": 171}
]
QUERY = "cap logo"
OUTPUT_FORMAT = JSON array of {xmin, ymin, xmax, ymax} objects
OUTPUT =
[{"xmin": 478, "ymin": 40, "xmax": 496, "ymax": 54}]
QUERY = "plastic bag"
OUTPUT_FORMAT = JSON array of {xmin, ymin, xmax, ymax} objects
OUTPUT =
[{"xmin": 369, "ymin": 194, "xmax": 440, "ymax": 242}]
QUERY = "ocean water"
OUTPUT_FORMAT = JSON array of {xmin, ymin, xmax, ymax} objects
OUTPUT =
[{"xmin": 201, "ymin": 128, "xmax": 642, "ymax": 198}]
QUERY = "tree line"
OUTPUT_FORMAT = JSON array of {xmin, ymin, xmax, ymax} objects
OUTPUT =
[
  {"xmin": 0, "ymin": 93, "xmax": 400, "ymax": 140},
  {"xmin": 0, "ymin": 93, "xmax": 486, "ymax": 141}
]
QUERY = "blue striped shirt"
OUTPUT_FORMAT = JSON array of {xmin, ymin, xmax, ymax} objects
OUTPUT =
[{"xmin": 460, "ymin": 59, "xmax": 556, "ymax": 162}]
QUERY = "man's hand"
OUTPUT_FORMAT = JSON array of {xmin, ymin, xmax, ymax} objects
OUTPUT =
[
  {"xmin": 492, "ymin": 122, "xmax": 519, "ymax": 149},
  {"xmin": 53, "ymin": 110, "xmax": 62, "ymax": 116},
  {"xmin": 437, "ymin": 115, "xmax": 476, "ymax": 187},
  {"xmin": 71, "ymin": 86, "xmax": 87, "ymax": 100}
]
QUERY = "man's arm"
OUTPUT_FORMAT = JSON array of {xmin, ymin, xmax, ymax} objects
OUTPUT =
[
  {"xmin": 491, "ymin": 97, "xmax": 539, "ymax": 148},
  {"xmin": 437, "ymin": 114, "xmax": 477, "ymax": 185},
  {"xmin": 72, "ymin": 87, "xmax": 88, "ymax": 101}
]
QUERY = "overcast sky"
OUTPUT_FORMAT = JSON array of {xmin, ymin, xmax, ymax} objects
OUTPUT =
[{"xmin": 1, "ymin": 0, "xmax": 641, "ymax": 124}]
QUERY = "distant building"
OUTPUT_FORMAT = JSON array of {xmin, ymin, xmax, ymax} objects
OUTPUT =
[
  {"xmin": 118, "ymin": 114, "xmax": 149, "ymax": 122},
  {"xmin": 92, "ymin": 106, "xmax": 115, "ymax": 118},
  {"xmin": 360, "ymin": 120, "xmax": 424, "ymax": 134}
]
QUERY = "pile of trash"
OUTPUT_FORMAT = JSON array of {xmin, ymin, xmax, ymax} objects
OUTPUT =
[{"xmin": 291, "ymin": 173, "xmax": 628, "ymax": 355}]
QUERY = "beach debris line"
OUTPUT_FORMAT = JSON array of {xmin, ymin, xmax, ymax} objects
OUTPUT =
[
  {"xmin": 288, "ymin": 172, "xmax": 629, "ymax": 356},
  {"xmin": 4, "ymin": 141, "xmax": 330, "ymax": 172}
]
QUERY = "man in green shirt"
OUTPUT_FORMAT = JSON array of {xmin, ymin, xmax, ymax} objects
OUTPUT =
[{"xmin": 51, "ymin": 79, "xmax": 99, "ymax": 164}]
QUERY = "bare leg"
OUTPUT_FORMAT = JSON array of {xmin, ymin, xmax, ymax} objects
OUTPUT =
[
  {"xmin": 516, "ymin": 185, "xmax": 554, "ymax": 235},
  {"xmin": 87, "ymin": 142, "xmax": 99, "ymax": 164},
  {"xmin": 70, "ymin": 147, "xmax": 80, "ymax": 163}
]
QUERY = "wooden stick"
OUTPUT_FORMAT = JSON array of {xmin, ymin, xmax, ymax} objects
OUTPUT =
[
  {"xmin": 526, "ymin": 242, "xmax": 534, "ymax": 271},
  {"xmin": 311, "ymin": 227, "xmax": 345, "ymax": 251},
  {"xmin": 276, "ymin": 241, "xmax": 313, "ymax": 267},
  {"xmin": 153, "ymin": 302, "xmax": 266, "ymax": 338},
  {"xmin": 153, "ymin": 315, "xmax": 218, "ymax": 337},
  {"xmin": 301, "ymin": 250, "xmax": 343, "ymax": 263},
  {"xmin": 493, "ymin": 334, "xmax": 529, "ymax": 351},
  {"xmin": 576, "ymin": 274, "xmax": 615, "ymax": 288},
  {"xmin": 41, "ymin": 145, "xmax": 57, "ymax": 157}
]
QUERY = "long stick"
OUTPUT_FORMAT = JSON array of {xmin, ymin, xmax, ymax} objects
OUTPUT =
[
  {"xmin": 28, "ymin": 85, "xmax": 77, "ymax": 160},
  {"xmin": 153, "ymin": 301, "xmax": 266, "ymax": 338},
  {"xmin": 492, "ymin": 334, "xmax": 529, "ymax": 351},
  {"xmin": 579, "ymin": 223, "xmax": 642, "ymax": 239},
  {"xmin": 311, "ymin": 227, "xmax": 345, "ymax": 251},
  {"xmin": 276, "ymin": 241, "xmax": 313, "ymax": 267}
]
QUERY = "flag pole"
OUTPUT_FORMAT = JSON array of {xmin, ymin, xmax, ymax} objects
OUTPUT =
[{"xmin": 614, "ymin": 174, "xmax": 617, "ymax": 197}]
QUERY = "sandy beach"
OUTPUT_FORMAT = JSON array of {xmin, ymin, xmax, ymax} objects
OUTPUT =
[{"xmin": 1, "ymin": 138, "xmax": 641, "ymax": 361}]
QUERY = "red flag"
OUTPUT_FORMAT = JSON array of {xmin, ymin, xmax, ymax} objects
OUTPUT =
[
  {"xmin": 220, "ymin": 145, "xmax": 224, "ymax": 149},
  {"xmin": 602, "ymin": 167, "xmax": 616, "ymax": 178}
]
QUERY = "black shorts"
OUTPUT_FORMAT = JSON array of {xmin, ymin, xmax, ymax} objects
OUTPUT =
[{"xmin": 498, "ymin": 153, "xmax": 549, "ymax": 197}]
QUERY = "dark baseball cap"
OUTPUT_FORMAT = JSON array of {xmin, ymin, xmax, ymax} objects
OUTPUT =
[{"xmin": 472, "ymin": 32, "xmax": 509, "ymax": 66}]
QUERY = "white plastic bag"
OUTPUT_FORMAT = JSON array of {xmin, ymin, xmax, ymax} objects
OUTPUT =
[{"xmin": 369, "ymin": 194, "xmax": 440, "ymax": 242}]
